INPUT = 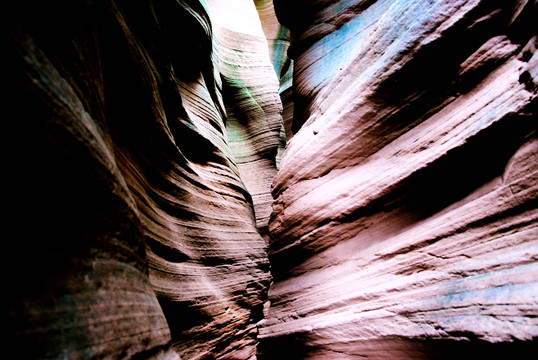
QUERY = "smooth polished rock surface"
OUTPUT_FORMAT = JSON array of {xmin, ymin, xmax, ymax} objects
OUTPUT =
[
  {"xmin": 259, "ymin": 0, "xmax": 538, "ymax": 358},
  {"xmin": 208, "ymin": 0, "xmax": 283, "ymax": 239},
  {"xmin": 7, "ymin": 0, "xmax": 277, "ymax": 359},
  {"xmin": 254, "ymin": 0, "xmax": 294, "ymax": 160}
]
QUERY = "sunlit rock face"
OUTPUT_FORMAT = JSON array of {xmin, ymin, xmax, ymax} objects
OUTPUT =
[
  {"xmin": 259, "ymin": 0, "xmax": 538, "ymax": 358},
  {"xmin": 208, "ymin": 0, "xmax": 283, "ymax": 240},
  {"xmin": 6, "ymin": 0, "xmax": 278, "ymax": 359},
  {"xmin": 254, "ymin": 0, "xmax": 294, "ymax": 149}
]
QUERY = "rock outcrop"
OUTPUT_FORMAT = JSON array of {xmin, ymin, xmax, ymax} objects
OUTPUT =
[
  {"xmin": 259, "ymin": 0, "xmax": 538, "ymax": 358},
  {"xmin": 6, "ymin": 0, "xmax": 279, "ymax": 358}
]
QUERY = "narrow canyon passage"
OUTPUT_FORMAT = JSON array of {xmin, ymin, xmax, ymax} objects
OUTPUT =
[{"xmin": 5, "ymin": 0, "xmax": 537, "ymax": 359}]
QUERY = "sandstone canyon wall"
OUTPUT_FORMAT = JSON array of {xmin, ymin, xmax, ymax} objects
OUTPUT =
[
  {"xmin": 5, "ymin": 0, "xmax": 538, "ymax": 359},
  {"xmin": 6, "ymin": 0, "xmax": 280, "ymax": 358},
  {"xmin": 259, "ymin": 0, "xmax": 538, "ymax": 358}
]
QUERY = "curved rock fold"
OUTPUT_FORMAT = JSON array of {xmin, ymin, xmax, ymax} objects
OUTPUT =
[{"xmin": 259, "ymin": 0, "xmax": 537, "ymax": 358}]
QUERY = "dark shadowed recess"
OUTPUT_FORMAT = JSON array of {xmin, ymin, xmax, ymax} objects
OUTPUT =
[
  {"xmin": 272, "ymin": 0, "xmax": 377, "ymax": 59},
  {"xmin": 372, "ymin": 0, "xmax": 537, "ymax": 115},
  {"xmin": 98, "ymin": 0, "xmax": 225, "ymax": 167},
  {"xmin": 257, "ymin": 334, "xmax": 538, "ymax": 360},
  {"xmin": 5, "ymin": 1, "xmax": 173, "ymax": 357},
  {"xmin": 5, "ymin": 0, "xmax": 245, "ymax": 358},
  {"xmin": 157, "ymin": 299, "xmax": 215, "ymax": 339},
  {"xmin": 5, "ymin": 0, "xmax": 149, "ymax": 296}
]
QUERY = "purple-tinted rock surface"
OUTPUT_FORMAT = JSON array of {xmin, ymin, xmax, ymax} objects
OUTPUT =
[
  {"xmin": 6, "ymin": 1, "xmax": 537, "ymax": 359},
  {"xmin": 258, "ymin": 0, "xmax": 537, "ymax": 358},
  {"xmin": 6, "ymin": 1, "xmax": 279, "ymax": 358}
]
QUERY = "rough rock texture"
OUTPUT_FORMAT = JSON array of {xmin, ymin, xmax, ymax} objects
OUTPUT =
[
  {"xmin": 6, "ymin": 0, "xmax": 279, "ymax": 359},
  {"xmin": 259, "ymin": 0, "xmax": 538, "ymax": 358}
]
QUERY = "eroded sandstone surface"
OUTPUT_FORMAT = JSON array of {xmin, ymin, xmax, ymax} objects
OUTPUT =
[
  {"xmin": 5, "ymin": 0, "xmax": 537, "ymax": 359},
  {"xmin": 258, "ymin": 0, "xmax": 538, "ymax": 358},
  {"xmin": 6, "ymin": 0, "xmax": 279, "ymax": 358}
]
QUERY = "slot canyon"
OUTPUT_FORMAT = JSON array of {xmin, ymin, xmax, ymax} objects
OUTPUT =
[{"xmin": 5, "ymin": 0, "xmax": 537, "ymax": 359}]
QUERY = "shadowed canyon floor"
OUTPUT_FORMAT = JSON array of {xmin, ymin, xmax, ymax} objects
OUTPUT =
[{"xmin": 5, "ymin": 0, "xmax": 537, "ymax": 359}]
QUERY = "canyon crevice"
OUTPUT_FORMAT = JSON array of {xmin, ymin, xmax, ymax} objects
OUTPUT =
[{"xmin": 5, "ymin": 0, "xmax": 537, "ymax": 359}]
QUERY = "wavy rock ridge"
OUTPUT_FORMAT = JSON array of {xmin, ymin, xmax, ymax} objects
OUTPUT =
[
  {"xmin": 7, "ymin": 0, "xmax": 280, "ymax": 358},
  {"xmin": 259, "ymin": 0, "xmax": 537, "ymax": 358}
]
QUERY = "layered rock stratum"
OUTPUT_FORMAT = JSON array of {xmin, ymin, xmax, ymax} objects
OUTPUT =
[
  {"xmin": 259, "ymin": 0, "xmax": 538, "ymax": 358},
  {"xmin": 5, "ymin": 0, "xmax": 537, "ymax": 359},
  {"xmin": 6, "ymin": 0, "xmax": 279, "ymax": 358}
]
